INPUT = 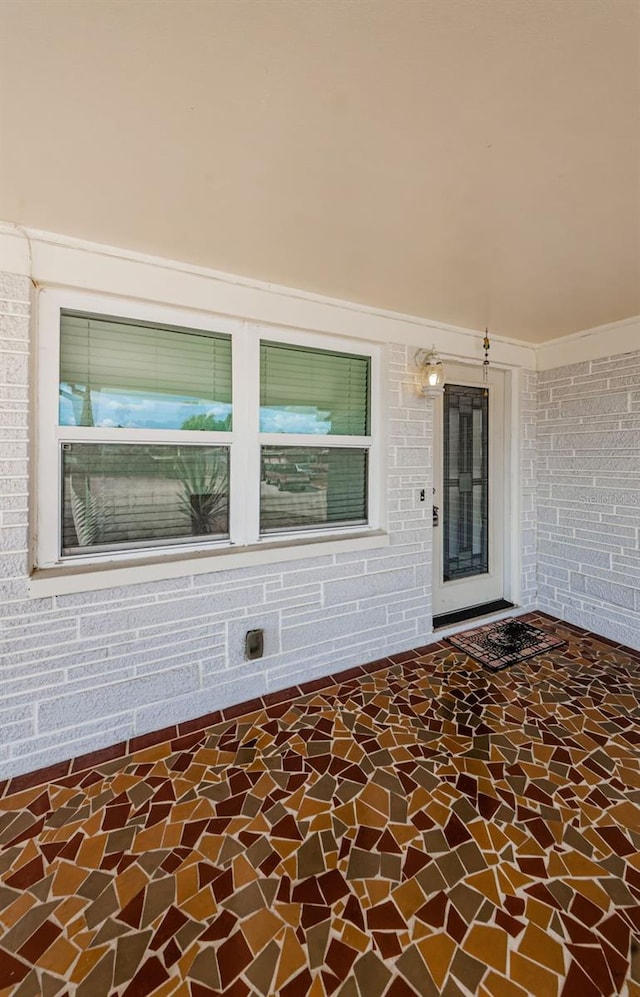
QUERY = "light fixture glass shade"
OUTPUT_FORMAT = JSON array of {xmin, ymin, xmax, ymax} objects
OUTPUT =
[{"xmin": 415, "ymin": 347, "xmax": 445, "ymax": 396}]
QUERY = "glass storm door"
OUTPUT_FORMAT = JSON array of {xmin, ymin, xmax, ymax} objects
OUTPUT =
[{"xmin": 432, "ymin": 363, "xmax": 505, "ymax": 617}]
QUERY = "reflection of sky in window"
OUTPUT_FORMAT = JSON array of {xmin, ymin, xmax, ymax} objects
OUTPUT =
[
  {"xmin": 59, "ymin": 387, "xmax": 232, "ymax": 430},
  {"xmin": 259, "ymin": 407, "xmax": 331, "ymax": 434}
]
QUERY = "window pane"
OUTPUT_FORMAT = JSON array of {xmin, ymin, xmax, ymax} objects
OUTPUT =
[
  {"xmin": 443, "ymin": 384, "xmax": 488, "ymax": 581},
  {"xmin": 59, "ymin": 312, "xmax": 232, "ymax": 431},
  {"xmin": 260, "ymin": 341, "xmax": 370, "ymax": 435},
  {"xmin": 61, "ymin": 443, "xmax": 229, "ymax": 554},
  {"xmin": 260, "ymin": 446, "xmax": 367, "ymax": 534}
]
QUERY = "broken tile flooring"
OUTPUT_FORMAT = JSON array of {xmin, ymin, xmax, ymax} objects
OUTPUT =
[{"xmin": 1, "ymin": 612, "xmax": 639, "ymax": 996}]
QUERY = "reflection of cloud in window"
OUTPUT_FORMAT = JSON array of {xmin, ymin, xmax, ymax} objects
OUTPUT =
[
  {"xmin": 260, "ymin": 407, "xmax": 331, "ymax": 434},
  {"xmin": 60, "ymin": 385, "xmax": 231, "ymax": 429}
]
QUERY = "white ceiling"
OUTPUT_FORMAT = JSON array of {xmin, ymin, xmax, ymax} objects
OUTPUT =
[{"xmin": 1, "ymin": 0, "xmax": 639, "ymax": 343}]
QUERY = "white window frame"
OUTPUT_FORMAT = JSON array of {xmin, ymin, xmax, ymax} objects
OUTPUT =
[{"xmin": 35, "ymin": 289, "xmax": 385, "ymax": 575}]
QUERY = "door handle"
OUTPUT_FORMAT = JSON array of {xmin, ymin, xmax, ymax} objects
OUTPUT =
[{"xmin": 433, "ymin": 505, "xmax": 439, "ymax": 527}]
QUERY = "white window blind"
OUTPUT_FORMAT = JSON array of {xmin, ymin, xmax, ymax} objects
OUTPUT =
[
  {"xmin": 260, "ymin": 341, "xmax": 370, "ymax": 435},
  {"xmin": 61, "ymin": 443, "xmax": 230, "ymax": 554},
  {"xmin": 260, "ymin": 446, "xmax": 368, "ymax": 534},
  {"xmin": 59, "ymin": 312, "xmax": 232, "ymax": 431}
]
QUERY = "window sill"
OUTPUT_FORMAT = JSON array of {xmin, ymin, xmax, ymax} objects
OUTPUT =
[{"xmin": 29, "ymin": 530, "xmax": 390, "ymax": 597}]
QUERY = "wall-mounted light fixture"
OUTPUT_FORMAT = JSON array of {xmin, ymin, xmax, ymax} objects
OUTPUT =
[{"xmin": 415, "ymin": 345, "xmax": 445, "ymax": 396}]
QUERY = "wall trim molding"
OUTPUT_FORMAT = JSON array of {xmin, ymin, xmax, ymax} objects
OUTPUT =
[
  {"xmin": 2, "ymin": 222, "xmax": 637, "ymax": 370},
  {"xmin": 535, "ymin": 315, "xmax": 640, "ymax": 370},
  {"xmin": 1, "ymin": 222, "xmax": 536, "ymax": 367}
]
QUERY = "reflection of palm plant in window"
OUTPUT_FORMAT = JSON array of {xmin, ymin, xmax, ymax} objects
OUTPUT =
[
  {"xmin": 175, "ymin": 451, "xmax": 228, "ymax": 535},
  {"xmin": 69, "ymin": 474, "xmax": 108, "ymax": 546}
]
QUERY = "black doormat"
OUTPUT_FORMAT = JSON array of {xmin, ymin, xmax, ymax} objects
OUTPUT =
[{"xmin": 447, "ymin": 618, "xmax": 566, "ymax": 671}]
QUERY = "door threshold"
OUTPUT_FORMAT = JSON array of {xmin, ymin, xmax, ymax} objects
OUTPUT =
[{"xmin": 433, "ymin": 599, "xmax": 515, "ymax": 631}]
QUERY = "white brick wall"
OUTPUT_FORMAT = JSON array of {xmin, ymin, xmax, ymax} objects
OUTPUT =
[
  {"xmin": 520, "ymin": 369, "xmax": 538, "ymax": 608},
  {"xmin": 537, "ymin": 353, "xmax": 640, "ymax": 648},
  {"xmin": 0, "ymin": 263, "xmax": 554, "ymax": 778},
  {"xmin": 1, "ymin": 274, "xmax": 435, "ymax": 778}
]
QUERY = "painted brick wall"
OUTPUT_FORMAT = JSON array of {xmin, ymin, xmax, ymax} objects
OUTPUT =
[
  {"xmin": 1, "ymin": 273, "xmax": 436, "ymax": 778},
  {"xmin": 1, "ymin": 265, "xmax": 544, "ymax": 778},
  {"xmin": 537, "ymin": 353, "xmax": 640, "ymax": 648}
]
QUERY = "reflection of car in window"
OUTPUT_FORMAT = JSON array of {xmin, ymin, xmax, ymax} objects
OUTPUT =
[
  {"xmin": 268, "ymin": 463, "xmax": 311, "ymax": 491},
  {"xmin": 263, "ymin": 451, "xmax": 331, "ymax": 492}
]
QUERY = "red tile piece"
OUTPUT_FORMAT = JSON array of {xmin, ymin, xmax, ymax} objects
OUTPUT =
[
  {"xmin": 366, "ymin": 901, "xmax": 406, "ymax": 931},
  {"xmin": 416, "ymin": 892, "xmax": 448, "ymax": 928},
  {"xmin": 0, "ymin": 950, "xmax": 31, "ymax": 988},
  {"xmin": 560, "ymin": 960, "xmax": 605, "ymax": 997},
  {"xmin": 6, "ymin": 854, "xmax": 45, "ymax": 891},
  {"xmin": 121, "ymin": 956, "xmax": 170, "ymax": 997},
  {"xmin": 217, "ymin": 931, "xmax": 253, "ymax": 989},
  {"xmin": 326, "ymin": 938, "xmax": 358, "ymax": 978},
  {"xmin": 446, "ymin": 905, "xmax": 468, "ymax": 943}
]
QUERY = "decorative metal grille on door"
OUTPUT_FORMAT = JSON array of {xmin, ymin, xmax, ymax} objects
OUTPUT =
[{"xmin": 443, "ymin": 384, "xmax": 489, "ymax": 581}]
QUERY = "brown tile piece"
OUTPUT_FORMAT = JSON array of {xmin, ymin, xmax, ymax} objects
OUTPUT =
[
  {"xmin": 297, "ymin": 833, "xmax": 326, "ymax": 878},
  {"xmin": 114, "ymin": 930, "xmax": 153, "ymax": 988},
  {"xmin": 353, "ymin": 950, "xmax": 392, "ymax": 997},
  {"xmin": 244, "ymin": 938, "xmax": 280, "ymax": 996},
  {"xmin": 188, "ymin": 949, "xmax": 221, "ymax": 990},
  {"xmin": 40, "ymin": 973, "xmax": 68, "ymax": 997},
  {"xmin": 396, "ymin": 945, "xmax": 439, "ymax": 996},
  {"xmin": 75, "ymin": 950, "xmax": 115, "ymax": 997},
  {"xmin": 11, "ymin": 967, "xmax": 42, "ymax": 997},
  {"xmin": 224, "ymin": 881, "xmax": 266, "ymax": 919}
]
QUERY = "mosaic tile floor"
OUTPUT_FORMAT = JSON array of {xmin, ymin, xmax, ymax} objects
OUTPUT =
[{"xmin": 1, "ymin": 612, "xmax": 639, "ymax": 997}]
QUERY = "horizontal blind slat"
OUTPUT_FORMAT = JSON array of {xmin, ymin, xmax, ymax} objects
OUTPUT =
[
  {"xmin": 260, "ymin": 445, "xmax": 368, "ymax": 533},
  {"xmin": 260, "ymin": 342, "xmax": 370, "ymax": 437},
  {"xmin": 59, "ymin": 312, "xmax": 233, "ymax": 430}
]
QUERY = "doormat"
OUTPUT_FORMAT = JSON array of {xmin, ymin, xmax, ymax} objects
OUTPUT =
[{"xmin": 447, "ymin": 618, "xmax": 566, "ymax": 672}]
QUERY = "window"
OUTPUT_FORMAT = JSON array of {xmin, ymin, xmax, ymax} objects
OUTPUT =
[
  {"xmin": 36, "ymin": 292, "xmax": 381, "ymax": 569},
  {"xmin": 259, "ymin": 341, "xmax": 370, "ymax": 536}
]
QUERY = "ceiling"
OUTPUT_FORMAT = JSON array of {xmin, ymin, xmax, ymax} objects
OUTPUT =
[{"xmin": 1, "ymin": 0, "xmax": 639, "ymax": 343}]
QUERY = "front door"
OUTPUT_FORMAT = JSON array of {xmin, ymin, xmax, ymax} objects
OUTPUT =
[{"xmin": 432, "ymin": 362, "xmax": 505, "ymax": 619}]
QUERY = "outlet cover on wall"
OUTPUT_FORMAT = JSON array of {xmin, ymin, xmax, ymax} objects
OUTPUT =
[{"xmin": 245, "ymin": 629, "xmax": 264, "ymax": 660}]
